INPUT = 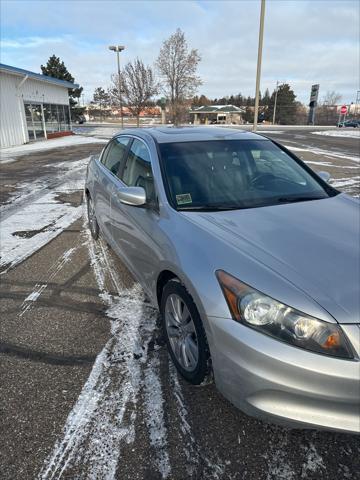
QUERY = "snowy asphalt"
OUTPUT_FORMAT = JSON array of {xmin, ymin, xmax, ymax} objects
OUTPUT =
[{"xmin": 0, "ymin": 131, "xmax": 359, "ymax": 480}]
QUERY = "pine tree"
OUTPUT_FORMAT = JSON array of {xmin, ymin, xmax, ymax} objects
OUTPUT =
[
  {"xmin": 41, "ymin": 55, "xmax": 83, "ymax": 110},
  {"xmin": 268, "ymin": 83, "xmax": 297, "ymax": 124},
  {"xmin": 92, "ymin": 87, "xmax": 110, "ymax": 121}
]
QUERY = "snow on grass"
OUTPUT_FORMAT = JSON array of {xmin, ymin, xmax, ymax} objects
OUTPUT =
[
  {"xmin": 0, "ymin": 188, "xmax": 82, "ymax": 273},
  {"xmin": 312, "ymin": 129, "xmax": 360, "ymax": 139},
  {"xmin": 39, "ymin": 226, "xmax": 171, "ymax": 479},
  {"xmin": 0, "ymin": 135, "xmax": 107, "ymax": 163}
]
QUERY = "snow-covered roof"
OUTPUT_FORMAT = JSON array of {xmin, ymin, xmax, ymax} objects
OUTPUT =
[
  {"xmin": 0, "ymin": 63, "xmax": 79, "ymax": 89},
  {"xmin": 190, "ymin": 104, "xmax": 245, "ymax": 113}
]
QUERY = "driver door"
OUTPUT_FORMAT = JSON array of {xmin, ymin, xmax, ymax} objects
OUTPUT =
[{"xmin": 110, "ymin": 138, "xmax": 162, "ymax": 292}]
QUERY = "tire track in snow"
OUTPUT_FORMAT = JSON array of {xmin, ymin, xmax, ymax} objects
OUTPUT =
[
  {"xmin": 168, "ymin": 362, "xmax": 226, "ymax": 479},
  {"xmin": 38, "ymin": 224, "xmax": 171, "ymax": 479},
  {"xmin": 19, "ymin": 247, "xmax": 77, "ymax": 317},
  {"xmin": 143, "ymin": 356, "xmax": 171, "ymax": 478},
  {"xmin": 0, "ymin": 190, "xmax": 82, "ymax": 274}
]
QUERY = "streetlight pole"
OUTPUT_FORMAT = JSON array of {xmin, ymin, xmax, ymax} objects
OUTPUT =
[
  {"xmin": 109, "ymin": 45, "xmax": 125, "ymax": 129},
  {"xmin": 253, "ymin": 0, "xmax": 266, "ymax": 132},
  {"xmin": 272, "ymin": 80, "xmax": 279, "ymax": 125}
]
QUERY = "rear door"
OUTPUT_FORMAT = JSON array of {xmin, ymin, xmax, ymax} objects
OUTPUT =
[
  {"xmin": 93, "ymin": 136, "xmax": 130, "ymax": 240},
  {"xmin": 110, "ymin": 137, "xmax": 161, "ymax": 291}
]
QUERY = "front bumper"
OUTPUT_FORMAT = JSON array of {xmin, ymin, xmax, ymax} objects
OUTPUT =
[{"xmin": 208, "ymin": 316, "xmax": 360, "ymax": 433}]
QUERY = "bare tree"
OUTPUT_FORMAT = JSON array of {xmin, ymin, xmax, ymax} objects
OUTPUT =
[
  {"xmin": 322, "ymin": 91, "xmax": 342, "ymax": 106},
  {"xmin": 109, "ymin": 59, "xmax": 158, "ymax": 126},
  {"xmin": 156, "ymin": 28, "xmax": 202, "ymax": 125},
  {"xmin": 316, "ymin": 91, "xmax": 342, "ymax": 125}
]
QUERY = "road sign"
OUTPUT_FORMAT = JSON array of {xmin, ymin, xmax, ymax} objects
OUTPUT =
[
  {"xmin": 340, "ymin": 105, "xmax": 347, "ymax": 115},
  {"xmin": 309, "ymin": 84, "xmax": 320, "ymax": 104}
]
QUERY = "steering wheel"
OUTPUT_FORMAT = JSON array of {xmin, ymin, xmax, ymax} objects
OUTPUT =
[{"xmin": 250, "ymin": 172, "xmax": 276, "ymax": 187}]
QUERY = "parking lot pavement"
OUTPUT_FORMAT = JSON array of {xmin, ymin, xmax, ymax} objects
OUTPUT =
[{"xmin": 0, "ymin": 139, "xmax": 359, "ymax": 480}]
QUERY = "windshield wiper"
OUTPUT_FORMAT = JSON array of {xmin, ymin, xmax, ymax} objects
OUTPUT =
[
  {"xmin": 276, "ymin": 195, "xmax": 326, "ymax": 204},
  {"xmin": 178, "ymin": 204, "xmax": 245, "ymax": 212}
]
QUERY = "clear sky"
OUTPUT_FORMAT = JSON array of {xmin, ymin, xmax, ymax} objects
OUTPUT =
[{"xmin": 1, "ymin": 0, "xmax": 359, "ymax": 105}]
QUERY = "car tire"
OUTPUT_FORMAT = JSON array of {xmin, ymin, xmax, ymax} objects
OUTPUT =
[
  {"xmin": 161, "ymin": 280, "xmax": 210, "ymax": 384},
  {"xmin": 87, "ymin": 195, "xmax": 99, "ymax": 240}
]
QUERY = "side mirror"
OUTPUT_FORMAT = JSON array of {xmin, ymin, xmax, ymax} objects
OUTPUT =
[
  {"xmin": 115, "ymin": 186, "xmax": 146, "ymax": 206},
  {"xmin": 318, "ymin": 171, "xmax": 331, "ymax": 183}
]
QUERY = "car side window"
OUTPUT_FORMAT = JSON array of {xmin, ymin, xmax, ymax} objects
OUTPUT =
[
  {"xmin": 121, "ymin": 139, "xmax": 156, "ymax": 203},
  {"xmin": 102, "ymin": 137, "xmax": 130, "ymax": 176}
]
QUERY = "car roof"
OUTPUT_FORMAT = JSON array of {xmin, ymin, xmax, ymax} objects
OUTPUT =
[{"xmin": 115, "ymin": 126, "xmax": 268, "ymax": 144}]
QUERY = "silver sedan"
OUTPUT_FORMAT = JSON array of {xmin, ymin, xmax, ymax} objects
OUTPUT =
[{"xmin": 85, "ymin": 127, "xmax": 360, "ymax": 433}]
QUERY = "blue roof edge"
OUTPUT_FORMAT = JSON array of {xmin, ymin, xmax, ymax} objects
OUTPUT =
[{"xmin": 0, "ymin": 63, "xmax": 79, "ymax": 89}]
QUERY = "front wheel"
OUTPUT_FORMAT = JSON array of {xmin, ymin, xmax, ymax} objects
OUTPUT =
[
  {"xmin": 87, "ymin": 195, "xmax": 99, "ymax": 240},
  {"xmin": 161, "ymin": 280, "xmax": 210, "ymax": 384}
]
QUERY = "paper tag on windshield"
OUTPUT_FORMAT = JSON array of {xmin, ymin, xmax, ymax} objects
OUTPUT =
[{"xmin": 176, "ymin": 193, "xmax": 192, "ymax": 205}]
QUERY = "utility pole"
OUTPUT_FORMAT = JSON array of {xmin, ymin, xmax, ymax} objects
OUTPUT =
[
  {"xmin": 253, "ymin": 0, "xmax": 266, "ymax": 132},
  {"xmin": 272, "ymin": 80, "xmax": 279, "ymax": 125},
  {"xmin": 109, "ymin": 45, "xmax": 125, "ymax": 129}
]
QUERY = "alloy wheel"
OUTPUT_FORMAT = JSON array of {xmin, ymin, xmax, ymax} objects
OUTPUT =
[{"xmin": 165, "ymin": 293, "xmax": 199, "ymax": 372}]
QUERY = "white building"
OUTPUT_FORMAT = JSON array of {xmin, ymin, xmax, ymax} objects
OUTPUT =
[{"xmin": 0, "ymin": 63, "xmax": 78, "ymax": 148}]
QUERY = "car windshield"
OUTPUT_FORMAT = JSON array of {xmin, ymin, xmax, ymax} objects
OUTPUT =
[{"xmin": 159, "ymin": 139, "xmax": 334, "ymax": 211}]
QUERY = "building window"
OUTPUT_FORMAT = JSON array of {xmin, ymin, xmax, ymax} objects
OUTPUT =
[{"xmin": 42, "ymin": 103, "xmax": 71, "ymax": 133}]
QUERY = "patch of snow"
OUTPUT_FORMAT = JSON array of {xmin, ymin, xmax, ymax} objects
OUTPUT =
[
  {"xmin": 312, "ymin": 129, "xmax": 360, "ymax": 139},
  {"xmin": 143, "ymin": 357, "xmax": 171, "ymax": 478},
  {"xmin": 20, "ymin": 247, "xmax": 78, "ymax": 317},
  {"xmin": 284, "ymin": 144, "xmax": 360, "ymax": 164},
  {"xmin": 38, "ymin": 227, "xmax": 161, "ymax": 480},
  {"xmin": 0, "ymin": 188, "xmax": 82, "ymax": 273},
  {"xmin": 0, "ymin": 135, "xmax": 107, "ymax": 163},
  {"xmin": 301, "ymin": 442, "xmax": 326, "ymax": 478},
  {"xmin": 24, "ymin": 291, "xmax": 41, "ymax": 302},
  {"xmin": 168, "ymin": 362, "xmax": 226, "ymax": 479},
  {"xmin": 265, "ymin": 432, "xmax": 295, "ymax": 480},
  {"xmin": 1, "ymin": 156, "xmax": 90, "ymax": 219},
  {"xmin": 304, "ymin": 160, "xmax": 334, "ymax": 167},
  {"xmin": 73, "ymin": 126, "xmax": 121, "ymax": 139},
  {"xmin": 258, "ymin": 130, "xmax": 284, "ymax": 134},
  {"xmin": 331, "ymin": 176, "xmax": 360, "ymax": 188}
]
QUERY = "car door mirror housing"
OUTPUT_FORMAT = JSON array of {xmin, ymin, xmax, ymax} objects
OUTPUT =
[
  {"xmin": 318, "ymin": 171, "xmax": 331, "ymax": 183},
  {"xmin": 116, "ymin": 187, "xmax": 147, "ymax": 206}
]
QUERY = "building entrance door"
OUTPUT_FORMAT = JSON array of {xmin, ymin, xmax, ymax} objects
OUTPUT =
[{"xmin": 24, "ymin": 103, "xmax": 46, "ymax": 141}]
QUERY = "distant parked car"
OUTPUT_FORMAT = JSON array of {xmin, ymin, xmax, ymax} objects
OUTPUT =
[
  {"xmin": 338, "ymin": 119, "xmax": 360, "ymax": 128},
  {"xmin": 75, "ymin": 114, "xmax": 86, "ymax": 124},
  {"xmin": 85, "ymin": 127, "xmax": 360, "ymax": 433}
]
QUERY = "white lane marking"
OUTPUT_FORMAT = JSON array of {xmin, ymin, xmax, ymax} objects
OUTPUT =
[
  {"xmin": 38, "ymin": 224, "xmax": 170, "ymax": 479},
  {"xmin": 19, "ymin": 247, "xmax": 77, "ymax": 317},
  {"xmin": 144, "ymin": 357, "xmax": 171, "ymax": 478}
]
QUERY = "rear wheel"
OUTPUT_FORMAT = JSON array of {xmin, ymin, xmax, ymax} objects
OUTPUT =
[
  {"xmin": 161, "ymin": 280, "xmax": 210, "ymax": 384},
  {"xmin": 87, "ymin": 195, "xmax": 99, "ymax": 240}
]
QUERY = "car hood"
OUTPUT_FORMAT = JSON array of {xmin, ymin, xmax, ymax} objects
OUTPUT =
[{"xmin": 182, "ymin": 194, "xmax": 360, "ymax": 324}]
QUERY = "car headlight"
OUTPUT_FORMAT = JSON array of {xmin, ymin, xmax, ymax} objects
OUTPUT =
[{"xmin": 216, "ymin": 270, "xmax": 354, "ymax": 359}]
